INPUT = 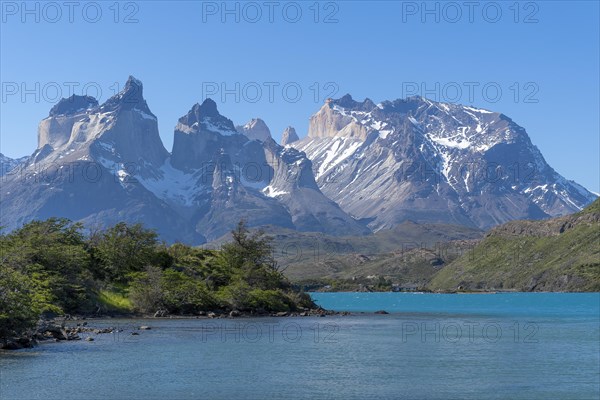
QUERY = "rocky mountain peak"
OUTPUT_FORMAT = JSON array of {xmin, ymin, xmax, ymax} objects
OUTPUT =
[
  {"xmin": 4, "ymin": 79, "xmax": 596, "ymax": 246},
  {"xmin": 100, "ymin": 75, "xmax": 153, "ymax": 115},
  {"xmin": 176, "ymin": 100, "xmax": 237, "ymax": 136},
  {"xmin": 308, "ymin": 94, "xmax": 373, "ymax": 140},
  {"xmin": 236, "ymin": 118, "xmax": 272, "ymax": 142},
  {"xmin": 48, "ymin": 95, "xmax": 98, "ymax": 117},
  {"xmin": 330, "ymin": 94, "xmax": 376, "ymax": 112},
  {"xmin": 281, "ymin": 126, "xmax": 299, "ymax": 146},
  {"xmin": 197, "ymin": 98, "xmax": 219, "ymax": 117}
]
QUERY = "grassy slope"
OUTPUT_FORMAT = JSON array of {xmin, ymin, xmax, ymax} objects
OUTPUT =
[
  {"xmin": 429, "ymin": 199, "xmax": 600, "ymax": 292},
  {"xmin": 97, "ymin": 286, "xmax": 134, "ymax": 313}
]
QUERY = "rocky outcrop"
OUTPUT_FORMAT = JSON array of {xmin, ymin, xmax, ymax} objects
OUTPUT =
[{"xmin": 308, "ymin": 96, "xmax": 372, "ymax": 140}]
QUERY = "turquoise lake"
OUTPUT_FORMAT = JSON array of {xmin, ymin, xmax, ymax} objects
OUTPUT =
[{"xmin": 1, "ymin": 293, "xmax": 599, "ymax": 399}]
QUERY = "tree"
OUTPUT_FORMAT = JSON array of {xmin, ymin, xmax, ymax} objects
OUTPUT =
[
  {"xmin": 128, "ymin": 266, "xmax": 164, "ymax": 313},
  {"xmin": 161, "ymin": 269, "xmax": 216, "ymax": 314},
  {"xmin": 0, "ymin": 266, "xmax": 39, "ymax": 344},
  {"xmin": 0, "ymin": 218, "xmax": 92, "ymax": 313},
  {"xmin": 221, "ymin": 221, "xmax": 275, "ymax": 269},
  {"xmin": 93, "ymin": 222, "xmax": 159, "ymax": 281},
  {"xmin": 220, "ymin": 221, "xmax": 285, "ymax": 290}
]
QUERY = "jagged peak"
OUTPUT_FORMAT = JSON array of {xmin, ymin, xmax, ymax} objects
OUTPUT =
[
  {"xmin": 180, "ymin": 99, "xmax": 223, "ymax": 124},
  {"xmin": 328, "ymin": 94, "xmax": 377, "ymax": 113},
  {"xmin": 330, "ymin": 93, "xmax": 355, "ymax": 109},
  {"xmin": 264, "ymin": 137, "xmax": 307, "ymax": 165},
  {"xmin": 198, "ymin": 98, "xmax": 219, "ymax": 116},
  {"xmin": 117, "ymin": 75, "xmax": 145, "ymax": 101},
  {"xmin": 48, "ymin": 95, "xmax": 98, "ymax": 117},
  {"xmin": 100, "ymin": 75, "xmax": 151, "ymax": 114},
  {"xmin": 177, "ymin": 99, "xmax": 238, "ymax": 136},
  {"xmin": 126, "ymin": 75, "xmax": 143, "ymax": 88}
]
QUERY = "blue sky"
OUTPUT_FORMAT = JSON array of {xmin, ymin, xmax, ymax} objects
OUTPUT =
[{"xmin": 1, "ymin": 1, "xmax": 599, "ymax": 192}]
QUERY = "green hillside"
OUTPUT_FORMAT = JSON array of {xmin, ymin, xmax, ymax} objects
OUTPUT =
[{"xmin": 429, "ymin": 198, "xmax": 600, "ymax": 292}]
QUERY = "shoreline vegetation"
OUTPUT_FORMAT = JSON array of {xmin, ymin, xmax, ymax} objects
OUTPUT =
[{"xmin": 1, "ymin": 220, "xmax": 320, "ymax": 350}]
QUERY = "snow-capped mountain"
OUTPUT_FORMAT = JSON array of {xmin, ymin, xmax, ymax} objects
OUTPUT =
[
  {"xmin": 1, "ymin": 77, "xmax": 200, "ymax": 243},
  {"xmin": 163, "ymin": 99, "xmax": 369, "ymax": 239},
  {"xmin": 1, "ymin": 79, "xmax": 595, "ymax": 243},
  {"xmin": 0, "ymin": 77, "xmax": 367, "ymax": 242},
  {"xmin": 290, "ymin": 95, "xmax": 597, "ymax": 230}
]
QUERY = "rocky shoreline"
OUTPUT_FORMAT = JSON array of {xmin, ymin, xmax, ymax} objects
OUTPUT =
[{"xmin": 1, "ymin": 307, "xmax": 344, "ymax": 350}]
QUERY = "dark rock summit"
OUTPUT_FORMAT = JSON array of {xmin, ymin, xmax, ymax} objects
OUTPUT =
[{"xmin": 49, "ymin": 95, "xmax": 98, "ymax": 116}]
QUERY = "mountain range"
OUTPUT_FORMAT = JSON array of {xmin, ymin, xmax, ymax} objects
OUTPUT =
[
  {"xmin": 0, "ymin": 76, "xmax": 596, "ymax": 243},
  {"xmin": 291, "ymin": 95, "xmax": 596, "ymax": 230}
]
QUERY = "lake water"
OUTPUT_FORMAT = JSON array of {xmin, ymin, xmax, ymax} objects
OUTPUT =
[{"xmin": 1, "ymin": 293, "xmax": 598, "ymax": 399}]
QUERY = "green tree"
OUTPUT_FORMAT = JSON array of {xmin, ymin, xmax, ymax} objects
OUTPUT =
[
  {"xmin": 128, "ymin": 266, "xmax": 164, "ymax": 313},
  {"xmin": 0, "ymin": 218, "xmax": 92, "ymax": 313},
  {"xmin": 220, "ymin": 221, "xmax": 286, "ymax": 290},
  {"xmin": 161, "ymin": 269, "xmax": 216, "ymax": 314},
  {"xmin": 93, "ymin": 222, "xmax": 159, "ymax": 281},
  {"xmin": 0, "ymin": 266, "xmax": 39, "ymax": 344}
]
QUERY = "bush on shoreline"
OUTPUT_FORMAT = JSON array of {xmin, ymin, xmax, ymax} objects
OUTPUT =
[{"xmin": 0, "ymin": 219, "xmax": 314, "ymax": 343}]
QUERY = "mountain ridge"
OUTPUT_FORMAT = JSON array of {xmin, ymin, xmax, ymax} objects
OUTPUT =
[
  {"xmin": 1, "ymin": 78, "xmax": 595, "ymax": 244},
  {"xmin": 0, "ymin": 77, "xmax": 368, "ymax": 242},
  {"xmin": 291, "ymin": 94, "xmax": 596, "ymax": 230}
]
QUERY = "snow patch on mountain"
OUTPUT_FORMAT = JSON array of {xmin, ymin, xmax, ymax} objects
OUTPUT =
[
  {"xmin": 136, "ymin": 159, "xmax": 205, "ymax": 206},
  {"xmin": 262, "ymin": 185, "xmax": 289, "ymax": 197}
]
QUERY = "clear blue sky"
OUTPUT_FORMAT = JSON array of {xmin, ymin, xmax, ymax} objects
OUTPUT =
[{"xmin": 1, "ymin": 1, "xmax": 598, "ymax": 192}]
